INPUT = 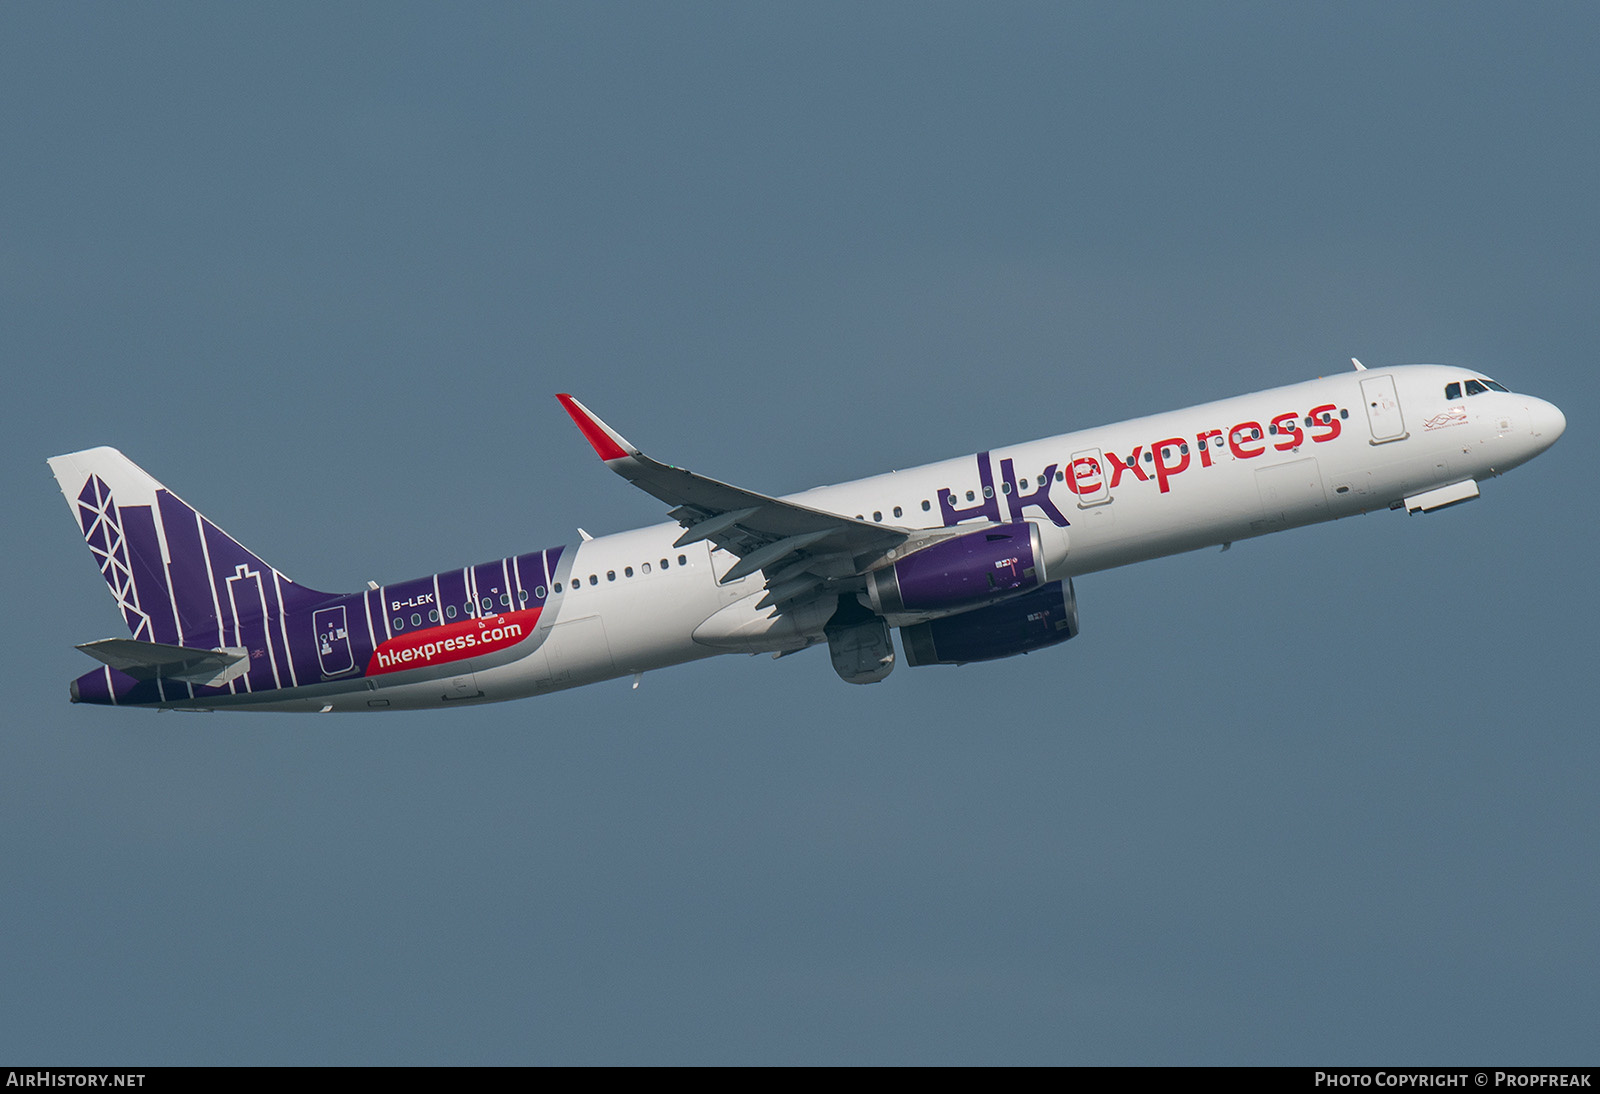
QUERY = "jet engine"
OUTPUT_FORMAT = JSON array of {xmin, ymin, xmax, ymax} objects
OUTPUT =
[
  {"xmin": 900, "ymin": 579, "xmax": 1079, "ymax": 666},
  {"xmin": 866, "ymin": 522, "xmax": 1048, "ymax": 617}
]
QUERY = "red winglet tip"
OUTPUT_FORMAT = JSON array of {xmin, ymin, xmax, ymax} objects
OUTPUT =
[{"xmin": 556, "ymin": 394, "xmax": 630, "ymax": 462}]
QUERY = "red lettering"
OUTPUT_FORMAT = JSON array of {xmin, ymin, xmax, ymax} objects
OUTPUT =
[
  {"xmin": 1106, "ymin": 447, "xmax": 1148, "ymax": 487},
  {"xmin": 1271, "ymin": 412, "xmax": 1304, "ymax": 452},
  {"xmin": 1195, "ymin": 429, "xmax": 1221, "ymax": 468},
  {"xmin": 1152, "ymin": 437, "xmax": 1190, "ymax": 493},
  {"xmin": 1229, "ymin": 422, "xmax": 1265, "ymax": 460},
  {"xmin": 1309, "ymin": 403, "xmax": 1342, "ymax": 443},
  {"xmin": 1067, "ymin": 455, "xmax": 1104, "ymax": 496}
]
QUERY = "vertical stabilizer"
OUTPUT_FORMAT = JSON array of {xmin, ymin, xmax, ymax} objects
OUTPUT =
[{"xmin": 47, "ymin": 447, "xmax": 334, "ymax": 647}]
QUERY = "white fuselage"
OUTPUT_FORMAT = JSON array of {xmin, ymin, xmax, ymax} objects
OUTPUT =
[{"xmin": 249, "ymin": 363, "xmax": 1560, "ymax": 713}]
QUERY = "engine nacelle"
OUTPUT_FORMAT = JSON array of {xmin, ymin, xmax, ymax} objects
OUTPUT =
[
  {"xmin": 900, "ymin": 579, "xmax": 1079, "ymax": 666},
  {"xmin": 866, "ymin": 522, "xmax": 1046, "ymax": 616}
]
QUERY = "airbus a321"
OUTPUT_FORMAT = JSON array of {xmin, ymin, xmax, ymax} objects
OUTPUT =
[{"xmin": 50, "ymin": 360, "xmax": 1564, "ymax": 712}]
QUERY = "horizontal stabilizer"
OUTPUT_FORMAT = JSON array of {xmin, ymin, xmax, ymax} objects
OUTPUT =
[{"xmin": 76, "ymin": 637, "xmax": 251, "ymax": 688}]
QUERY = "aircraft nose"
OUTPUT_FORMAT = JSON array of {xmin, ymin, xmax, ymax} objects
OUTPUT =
[{"xmin": 1529, "ymin": 397, "xmax": 1566, "ymax": 447}]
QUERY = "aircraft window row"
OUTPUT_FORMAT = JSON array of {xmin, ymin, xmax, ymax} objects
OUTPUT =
[
  {"xmin": 390, "ymin": 588, "xmax": 540, "ymax": 631},
  {"xmin": 549, "ymin": 553, "xmax": 689, "ymax": 595},
  {"xmin": 390, "ymin": 552, "xmax": 702, "ymax": 629},
  {"xmin": 857, "ymin": 465, "xmax": 1080, "ymax": 524}
]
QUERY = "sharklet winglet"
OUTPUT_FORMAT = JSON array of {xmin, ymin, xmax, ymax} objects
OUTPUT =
[{"xmin": 556, "ymin": 394, "xmax": 638, "ymax": 462}]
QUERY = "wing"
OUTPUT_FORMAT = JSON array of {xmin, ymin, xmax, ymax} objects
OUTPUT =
[{"xmin": 557, "ymin": 395, "xmax": 958, "ymax": 607}]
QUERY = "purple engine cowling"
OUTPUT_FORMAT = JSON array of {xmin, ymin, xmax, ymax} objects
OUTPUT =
[
  {"xmin": 900, "ymin": 579, "xmax": 1079, "ymax": 666},
  {"xmin": 866, "ymin": 522, "xmax": 1044, "ymax": 616}
]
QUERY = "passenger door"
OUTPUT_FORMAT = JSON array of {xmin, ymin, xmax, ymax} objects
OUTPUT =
[{"xmin": 1360, "ymin": 375, "xmax": 1409, "ymax": 444}]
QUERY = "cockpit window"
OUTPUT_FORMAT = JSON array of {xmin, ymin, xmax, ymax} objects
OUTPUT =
[
  {"xmin": 1465, "ymin": 379, "xmax": 1489, "ymax": 395},
  {"xmin": 1445, "ymin": 382, "xmax": 1461, "ymax": 400},
  {"xmin": 1484, "ymin": 379, "xmax": 1509, "ymax": 392}
]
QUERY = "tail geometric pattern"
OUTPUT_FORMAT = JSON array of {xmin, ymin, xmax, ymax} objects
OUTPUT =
[{"xmin": 75, "ymin": 474, "xmax": 155, "ymax": 641}]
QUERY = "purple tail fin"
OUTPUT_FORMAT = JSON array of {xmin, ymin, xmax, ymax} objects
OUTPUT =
[{"xmin": 48, "ymin": 447, "xmax": 335, "ymax": 646}]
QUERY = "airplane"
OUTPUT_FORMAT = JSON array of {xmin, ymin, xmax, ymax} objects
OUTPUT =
[{"xmin": 49, "ymin": 360, "xmax": 1564, "ymax": 712}]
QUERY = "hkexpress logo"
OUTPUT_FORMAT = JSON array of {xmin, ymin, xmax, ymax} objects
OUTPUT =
[
  {"xmin": 366, "ymin": 609, "xmax": 540, "ymax": 675},
  {"xmin": 938, "ymin": 401, "xmax": 1348, "ymax": 530}
]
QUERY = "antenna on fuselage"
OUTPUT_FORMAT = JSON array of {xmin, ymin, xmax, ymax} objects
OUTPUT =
[{"xmin": 1351, "ymin": 358, "xmax": 1367, "ymax": 371}]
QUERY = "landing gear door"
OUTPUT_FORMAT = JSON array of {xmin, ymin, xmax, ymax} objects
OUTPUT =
[
  {"xmin": 1070, "ymin": 449, "xmax": 1111, "ymax": 506},
  {"xmin": 314, "ymin": 605, "xmax": 355, "ymax": 677},
  {"xmin": 1360, "ymin": 375, "xmax": 1409, "ymax": 444}
]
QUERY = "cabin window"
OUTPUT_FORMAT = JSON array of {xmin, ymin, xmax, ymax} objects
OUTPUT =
[
  {"xmin": 500, "ymin": 594, "xmax": 511, "ymax": 605},
  {"xmin": 642, "ymin": 563, "xmax": 651, "ymax": 574},
  {"xmin": 1143, "ymin": 451, "xmax": 1153, "ymax": 462},
  {"xmin": 411, "ymin": 613, "xmax": 421, "ymax": 627},
  {"xmin": 554, "ymin": 582, "xmax": 563, "ymax": 593},
  {"xmin": 983, "ymin": 486, "xmax": 993, "ymax": 499},
  {"xmin": 446, "ymin": 604, "xmax": 456, "ymax": 619},
  {"xmin": 588, "ymin": 575, "xmax": 598, "ymax": 586},
  {"xmin": 535, "ymin": 586, "xmax": 547, "ymax": 598},
  {"xmin": 966, "ymin": 490, "xmax": 976, "ymax": 502},
  {"xmin": 1340, "ymin": 409, "xmax": 1348, "ymax": 419},
  {"xmin": 1000, "ymin": 482, "xmax": 1011, "ymax": 495},
  {"xmin": 1179, "ymin": 443, "xmax": 1189, "ymax": 455},
  {"xmin": 921, "ymin": 499, "xmax": 931, "ymax": 512},
  {"xmin": 429, "ymin": 609, "xmax": 439, "ymax": 622},
  {"xmin": 1055, "ymin": 470, "xmax": 1064, "ymax": 482},
  {"xmin": 393, "ymin": 618, "xmax": 404, "ymax": 631},
  {"xmin": 625, "ymin": 566, "xmax": 634, "ymax": 578},
  {"xmin": 606, "ymin": 570, "xmax": 616, "ymax": 582},
  {"xmin": 873, "ymin": 511, "xmax": 882, "ymax": 522},
  {"xmin": 678, "ymin": 554, "xmax": 687, "ymax": 566}
]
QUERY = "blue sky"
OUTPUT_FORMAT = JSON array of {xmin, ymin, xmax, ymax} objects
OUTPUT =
[{"xmin": 3, "ymin": 2, "xmax": 1595, "ymax": 1064}]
